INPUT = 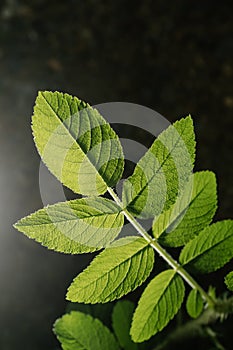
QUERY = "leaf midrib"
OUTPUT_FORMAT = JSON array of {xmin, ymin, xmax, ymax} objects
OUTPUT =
[
  {"xmin": 73, "ymin": 243, "xmax": 149, "ymax": 290},
  {"xmin": 183, "ymin": 227, "xmax": 233, "ymax": 265},
  {"xmin": 40, "ymin": 93, "xmax": 109, "ymax": 188},
  {"xmin": 17, "ymin": 210, "xmax": 122, "ymax": 227},
  {"xmin": 126, "ymin": 122, "xmax": 189, "ymax": 207},
  {"xmin": 137, "ymin": 272, "xmax": 175, "ymax": 339},
  {"xmin": 160, "ymin": 179, "xmax": 215, "ymax": 235}
]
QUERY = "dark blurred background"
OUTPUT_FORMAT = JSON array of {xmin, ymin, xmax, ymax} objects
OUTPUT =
[{"xmin": 0, "ymin": 0, "xmax": 232, "ymax": 349}]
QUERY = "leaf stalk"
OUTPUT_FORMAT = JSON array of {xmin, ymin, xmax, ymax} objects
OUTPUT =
[{"xmin": 107, "ymin": 187, "xmax": 215, "ymax": 307}]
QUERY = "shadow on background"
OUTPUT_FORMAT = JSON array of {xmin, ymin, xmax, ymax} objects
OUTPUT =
[{"xmin": 0, "ymin": 1, "xmax": 232, "ymax": 349}]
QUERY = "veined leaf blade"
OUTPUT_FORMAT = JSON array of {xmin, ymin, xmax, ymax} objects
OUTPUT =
[
  {"xmin": 179, "ymin": 220, "xmax": 233, "ymax": 273},
  {"xmin": 32, "ymin": 91, "xmax": 124, "ymax": 196},
  {"xmin": 67, "ymin": 237, "xmax": 154, "ymax": 303},
  {"xmin": 122, "ymin": 116, "xmax": 195, "ymax": 219},
  {"xmin": 154, "ymin": 171, "xmax": 217, "ymax": 247},
  {"xmin": 54, "ymin": 311, "xmax": 120, "ymax": 350},
  {"xmin": 14, "ymin": 197, "xmax": 124, "ymax": 253},
  {"xmin": 130, "ymin": 270, "xmax": 185, "ymax": 342}
]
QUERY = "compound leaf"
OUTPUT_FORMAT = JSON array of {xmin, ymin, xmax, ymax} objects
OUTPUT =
[
  {"xmin": 112, "ymin": 300, "xmax": 139, "ymax": 350},
  {"xmin": 54, "ymin": 311, "xmax": 120, "ymax": 350},
  {"xmin": 122, "ymin": 116, "xmax": 195, "ymax": 219},
  {"xmin": 67, "ymin": 237, "xmax": 154, "ymax": 303},
  {"xmin": 179, "ymin": 220, "xmax": 233, "ymax": 273},
  {"xmin": 186, "ymin": 289, "xmax": 204, "ymax": 318},
  {"xmin": 14, "ymin": 197, "xmax": 124, "ymax": 253},
  {"xmin": 32, "ymin": 91, "xmax": 124, "ymax": 196},
  {"xmin": 130, "ymin": 270, "xmax": 185, "ymax": 342},
  {"xmin": 225, "ymin": 271, "xmax": 233, "ymax": 292},
  {"xmin": 153, "ymin": 171, "xmax": 217, "ymax": 247}
]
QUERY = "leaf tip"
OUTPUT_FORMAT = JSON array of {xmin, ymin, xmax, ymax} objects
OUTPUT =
[
  {"xmin": 13, "ymin": 218, "xmax": 23, "ymax": 230},
  {"xmin": 36, "ymin": 90, "xmax": 49, "ymax": 102},
  {"xmin": 176, "ymin": 114, "xmax": 193, "ymax": 125},
  {"xmin": 13, "ymin": 222, "xmax": 18, "ymax": 230},
  {"xmin": 66, "ymin": 286, "xmax": 75, "ymax": 302}
]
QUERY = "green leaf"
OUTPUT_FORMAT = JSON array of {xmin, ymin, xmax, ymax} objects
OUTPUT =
[
  {"xmin": 130, "ymin": 270, "xmax": 185, "ymax": 342},
  {"xmin": 186, "ymin": 289, "xmax": 204, "ymax": 318},
  {"xmin": 112, "ymin": 300, "xmax": 139, "ymax": 350},
  {"xmin": 153, "ymin": 171, "xmax": 217, "ymax": 247},
  {"xmin": 14, "ymin": 197, "xmax": 124, "ymax": 253},
  {"xmin": 225, "ymin": 271, "xmax": 233, "ymax": 292},
  {"xmin": 179, "ymin": 220, "xmax": 233, "ymax": 273},
  {"xmin": 54, "ymin": 311, "xmax": 120, "ymax": 350},
  {"xmin": 122, "ymin": 116, "xmax": 195, "ymax": 219},
  {"xmin": 66, "ymin": 302, "xmax": 114, "ymax": 328},
  {"xmin": 32, "ymin": 91, "xmax": 124, "ymax": 196},
  {"xmin": 67, "ymin": 237, "xmax": 154, "ymax": 303}
]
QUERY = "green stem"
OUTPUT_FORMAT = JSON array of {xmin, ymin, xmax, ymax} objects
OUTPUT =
[{"xmin": 107, "ymin": 187, "xmax": 215, "ymax": 306}]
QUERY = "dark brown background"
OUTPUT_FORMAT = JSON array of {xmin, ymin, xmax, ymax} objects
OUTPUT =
[{"xmin": 0, "ymin": 1, "xmax": 232, "ymax": 349}]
